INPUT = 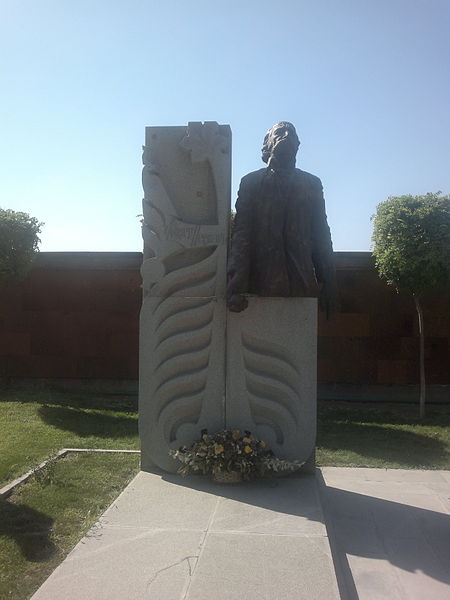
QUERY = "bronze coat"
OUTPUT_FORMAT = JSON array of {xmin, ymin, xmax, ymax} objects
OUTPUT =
[{"xmin": 228, "ymin": 167, "xmax": 335, "ymax": 298}]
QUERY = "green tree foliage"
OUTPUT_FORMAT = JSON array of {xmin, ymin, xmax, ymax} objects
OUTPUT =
[
  {"xmin": 0, "ymin": 208, "xmax": 43, "ymax": 282},
  {"xmin": 372, "ymin": 192, "xmax": 450, "ymax": 295},
  {"xmin": 372, "ymin": 192, "xmax": 450, "ymax": 417}
]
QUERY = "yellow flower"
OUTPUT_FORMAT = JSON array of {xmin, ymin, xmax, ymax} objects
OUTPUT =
[
  {"xmin": 232, "ymin": 430, "xmax": 240, "ymax": 440},
  {"xmin": 259, "ymin": 441, "xmax": 266, "ymax": 448},
  {"xmin": 244, "ymin": 445, "xmax": 252, "ymax": 454},
  {"xmin": 202, "ymin": 434, "xmax": 209, "ymax": 442},
  {"xmin": 214, "ymin": 444, "xmax": 224, "ymax": 455},
  {"xmin": 243, "ymin": 437, "xmax": 252, "ymax": 444}
]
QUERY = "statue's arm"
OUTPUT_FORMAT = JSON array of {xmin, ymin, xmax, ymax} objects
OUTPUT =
[
  {"xmin": 310, "ymin": 178, "xmax": 339, "ymax": 317},
  {"xmin": 227, "ymin": 178, "xmax": 253, "ymax": 311}
]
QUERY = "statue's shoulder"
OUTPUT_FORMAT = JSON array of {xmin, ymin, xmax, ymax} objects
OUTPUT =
[
  {"xmin": 295, "ymin": 169, "xmax": 322, "ymax": 188},
  {"xmin": 238, "ymin": 168, "xmax": 323, "ymax": 190},
  {"xmin": 239, "ymin": 168, "xmax": 266, "ymax": 188}
]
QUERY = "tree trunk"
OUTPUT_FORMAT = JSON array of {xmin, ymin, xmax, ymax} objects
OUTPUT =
[{"xmin": 413, "ymin": 294, "xmax": 426, "ymax": 418}]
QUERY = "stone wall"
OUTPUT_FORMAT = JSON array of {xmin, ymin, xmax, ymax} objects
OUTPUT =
[{"xmin": 0, "ymin": 251, "xmax": 448, "ymax": 390}]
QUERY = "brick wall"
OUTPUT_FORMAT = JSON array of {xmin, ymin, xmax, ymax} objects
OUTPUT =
[
  {"xmin": 0, "ymin": 252, "xmax": 448, "ymax": 387},
  {"xmin": 318, "ymin": 253, "xmax": 449, "ymax": 386},
  {"xmin": 0, "ymin": 253, "xmax": 141, "ymax": 381}
]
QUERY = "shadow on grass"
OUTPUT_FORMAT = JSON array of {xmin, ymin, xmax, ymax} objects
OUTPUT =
[
  {"xmin": 0, "ymin": 388, "xmax": 138, "ymax": 413},
  {"xmin": 38, "ymin": 405, "xmax": 138, "ymax": 438},
  {"xmin": 0, "ymin": 498, "xmax": 56, "ymax": 562},
  {"xmin": 318, "ymin": 403, "xmax": 450, "ymax": 428},
  {"xmin": 317, "ymin": 421, "xmax": 447, "ymax": 467}
]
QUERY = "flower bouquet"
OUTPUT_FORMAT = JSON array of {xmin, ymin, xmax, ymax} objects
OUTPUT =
[{"xmin": 169, "ymin": 429, "xmax": 304, "ymax": 482}]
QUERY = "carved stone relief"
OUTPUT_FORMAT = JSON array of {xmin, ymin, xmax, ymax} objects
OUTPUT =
[
  {"xmin": 226, "ymin": 298, "xmax": 317, "ymax": 463},
  {"xmin": 140, "ymin": 122, "xmax": 231, "ymax": 472}
]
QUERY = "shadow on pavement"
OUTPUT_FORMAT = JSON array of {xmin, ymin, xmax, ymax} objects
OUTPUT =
[
  {"xmin": 160, "ymin": 469, "xmax": 449, "ymax": 598},
  {"xmin": 316, "ymin": 471, "xmax": 450, "ymax": 599},
  {"xmin": 161, "ymin": 470, "xmax": 325, "ymax": 523}
]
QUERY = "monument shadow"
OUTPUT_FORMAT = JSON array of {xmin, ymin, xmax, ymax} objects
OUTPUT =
[
  {"xmin": 159, "ymin": 469, "xmax": 449, "ymax": 597},
  {"xmin": 317, "ymin": 472, "xmax": 450, "ymax": 599}
]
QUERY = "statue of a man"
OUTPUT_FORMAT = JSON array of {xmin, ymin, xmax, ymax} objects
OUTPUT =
[{"xmin": 227, "ymin": 122, "xmax": 338, "ymax": 315}]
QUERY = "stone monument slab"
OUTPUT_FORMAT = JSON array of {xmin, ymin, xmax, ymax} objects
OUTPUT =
[
  {"xmin": 140, "ymin": 121, "xmax": 335, "ymax": 472},
  {"xmin": 140, "ymin": 122, "xmax": 231, "ymax": 471}
]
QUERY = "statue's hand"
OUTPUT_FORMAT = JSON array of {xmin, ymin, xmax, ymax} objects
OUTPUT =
[
  {"xmin": 227, "ymin": 293, "xmax": 248, "ymax": 313},
  {"xmin": 226, "ymin": 270, "xmax": 249, "ymax": 312},
  {"xmin": 319, "ymin": 283, "xmax": 340, "ymax": 319}
]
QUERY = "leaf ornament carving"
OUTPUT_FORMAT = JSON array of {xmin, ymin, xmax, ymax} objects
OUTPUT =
[
  {"xmin": 241, "ymin": 332, "xmax": 301, "ymax": 452},
  {"xmin": 141, "ymin": 179, "xmax": 222, "ymax": 461},
  {"xmin": 146, "ymin": 251, "xmax": 219, "ymax": 452}
]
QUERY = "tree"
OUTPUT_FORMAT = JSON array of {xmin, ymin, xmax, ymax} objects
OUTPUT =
[
  {"xmin": 0, "ymin": 208, "xmax": 43, "ymax": 282},
  {"xmin": 372, "ymin": 192, "xmax": 450, "ymax": 417}
]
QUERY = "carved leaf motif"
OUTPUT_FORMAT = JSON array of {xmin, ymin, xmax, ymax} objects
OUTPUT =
[
  {"xmin": 241, "ymin": 332, "xmax": 301, "ymax": 449},
  {"xmin": 149, "ymin": 250, "xmax": 219, "ymax": 447}
]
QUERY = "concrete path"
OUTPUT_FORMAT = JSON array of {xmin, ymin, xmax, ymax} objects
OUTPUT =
[
  {"xmin": 31, "ymin": 471, "xmax": 340, "ymax": 600},
  {"xmin": 30, "ymin": 468, "xmax": 450, "ymax": 600},
  {"xmin": 319, "ymin": 468, "xmax": 450, "ymax": 600}
]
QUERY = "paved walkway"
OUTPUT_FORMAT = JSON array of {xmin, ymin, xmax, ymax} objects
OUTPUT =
[
  {"xmin": 31, "ymin": 468, "xmax": 450, "ymax": 600},
  {"xmin": 319, "ymin": 468, "xmax": 450, "ymax": 600}
]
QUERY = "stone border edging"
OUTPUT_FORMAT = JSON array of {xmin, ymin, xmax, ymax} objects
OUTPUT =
[{"xmin": 0, "ymin": 448, "xmax": 140, "ymax": 499}]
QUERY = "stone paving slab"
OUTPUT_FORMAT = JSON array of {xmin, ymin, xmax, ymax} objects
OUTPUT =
[
  {"xmin": 31, "ymin": 471, "xmax": 340, "ymax": 600},
  {"xmin": 31, "ymin": 528, "xmax": 204, "ymax": 600},
  {"xmin": 186, "ymin": 532, "xmax": 337, "ymax": 600},
  {"xmin": 319, "ymin": 468, "xmax": 450, "ymax": 600},
  {"xmin": 31, "ymin": 468, "xmax": 450, "ymax": 600}
]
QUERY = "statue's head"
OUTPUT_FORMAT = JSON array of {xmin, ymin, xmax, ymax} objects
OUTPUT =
[{"xmin": 261, "ymin": 121, "xmax": 300, "ymax": 167}]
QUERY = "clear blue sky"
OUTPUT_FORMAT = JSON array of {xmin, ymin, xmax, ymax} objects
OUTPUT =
[{"xmin": 1, "ymin": 0, "xmax": 449, "ymax": 252}]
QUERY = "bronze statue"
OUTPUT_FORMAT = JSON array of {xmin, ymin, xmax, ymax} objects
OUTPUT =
[{"xmin": 227, "ymin": 122, "xmax": 338, "ymax": 316}]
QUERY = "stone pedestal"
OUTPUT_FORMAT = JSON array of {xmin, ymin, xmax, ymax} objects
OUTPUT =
[{"xmin": 226, "ymin": 297, "xmax": 317, "ymax": 464}]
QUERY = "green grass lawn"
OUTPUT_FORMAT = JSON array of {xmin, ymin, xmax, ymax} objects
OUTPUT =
[
  {"xmin": 316, "ymin": 401, "xmax": 450, "ymax": 469},
  {"xmin": 0, "ymin": 389, "xmax": 139, "ymax": 487},
  {"xmin": 1, "ymin": 452, "xmax": 140, "ymax": 600},
  {"xmin": 0, "ymin": 388, "xmax": 449, "ymax": 600},
  {"xmin": 0, "ymin": 388, "xmax": 141, "ymax": 599}
]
